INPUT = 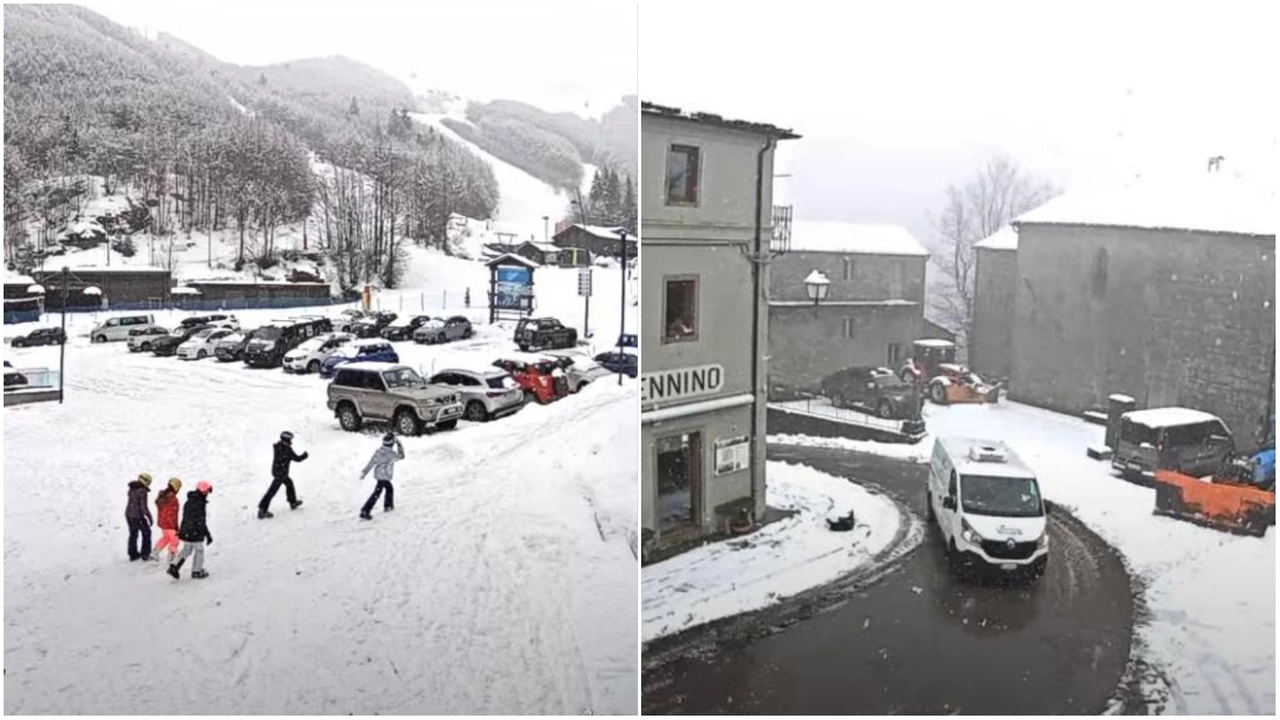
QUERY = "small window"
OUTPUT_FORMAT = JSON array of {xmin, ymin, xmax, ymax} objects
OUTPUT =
[
  {"xmin": 664, "ymin": 276, "xmax": 698, "ymax": 343},
  {"xmin": 843, "ymin": 318, "xmax": 856, "ymax": 339},
  {"xmin": 843, "ymin": 257, "xmax": 854, "ymax": 281},
  {"xmin": 666, "ymin": 145, "xmax": 700, "ymax": 205},
  {"xmin": 888, "ymin": 343, "xmax": 902, "ymax": 365},
  {"xmin": 366, "ymin": 373, "xmax": 387, "ymax": 392}
]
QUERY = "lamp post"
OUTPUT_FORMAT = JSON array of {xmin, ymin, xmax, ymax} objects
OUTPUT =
[
  {"xmin": 804, "ymin": 270, "xmax": 830, "ymax": 307},
  {"xmin": 58, "ymin": 267, "xmax": 69, "ymax": 404},
  {"xmin": 618, "ymin": 229, "xmax": 627, "ymax": 386}
]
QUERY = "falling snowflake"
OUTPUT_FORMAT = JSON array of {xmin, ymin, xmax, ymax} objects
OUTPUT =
[{"xmin": 1232, "ymin": 291, "xmax": 1239, "ymax": 300}]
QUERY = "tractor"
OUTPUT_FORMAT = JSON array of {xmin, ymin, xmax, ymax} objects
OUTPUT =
[{"xmin": 899, "ymin": 339, "xmax": 1000, "ymax": 406}]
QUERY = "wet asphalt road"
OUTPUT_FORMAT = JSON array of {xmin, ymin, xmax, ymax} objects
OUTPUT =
[{"xmin": 642, "ymin": 446, "xmax": 1134, "ymax": 715}]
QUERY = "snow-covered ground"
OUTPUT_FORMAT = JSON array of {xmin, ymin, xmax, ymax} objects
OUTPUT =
[
  {"xmin": 411, "ymin": 112, "xmax": 572, "ymax": 243},
  {"xmin": 3, "ymin": 249, "xmax": 639, "ymax": 714},
  {"xmin": 641, "ymin": 461, "xmax": 912, "ymax": 643},
  {"xmin": 781, "ymin": 401, "xmax": 1275, "ymax": 715}
]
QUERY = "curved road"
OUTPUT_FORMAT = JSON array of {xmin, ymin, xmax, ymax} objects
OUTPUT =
[{"xmin": 642, "ymin": 445, "xmax": 1135, "ymax": 715}]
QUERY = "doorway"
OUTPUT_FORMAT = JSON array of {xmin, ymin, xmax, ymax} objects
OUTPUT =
[{"xmin": 655, "ymin": 431, "xmax": 702, "ymax": 532}]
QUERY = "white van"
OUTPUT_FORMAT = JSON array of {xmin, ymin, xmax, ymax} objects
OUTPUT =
[
  {"xmin": 927, "ymin": 437, "xmax": 1048, "ymax": 579},
  {"xmin": 90, "ymin": 314, "xmax": 157, "ymax": 343}
]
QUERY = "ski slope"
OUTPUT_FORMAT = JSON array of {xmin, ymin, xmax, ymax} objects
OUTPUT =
[
  {"xmin": 3, "ymin": 249, "xmax": 639, "ymax": 714},
  {"xmin": 411, "ymin": 113, "xmax": 571, "ymax": 242}
]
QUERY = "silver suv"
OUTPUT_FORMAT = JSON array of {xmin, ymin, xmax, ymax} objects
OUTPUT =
[
  {"xmin": 326, "ymin": 361, "xmax": 464, "ymax": 435},
  {"xmin": 429, "ymin": 368, "xmax": 525, "ymax": 422}
]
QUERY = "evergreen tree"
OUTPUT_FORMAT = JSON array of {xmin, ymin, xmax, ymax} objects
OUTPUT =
[{"xmin": 622, "ymin": 174, "xmax": 636, "ymax": 234}]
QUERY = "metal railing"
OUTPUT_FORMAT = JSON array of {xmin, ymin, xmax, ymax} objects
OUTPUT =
[
  {"xmin": 6, "ymin": 367, "xmax": 60, "ymax": 390},
  {"xmin": 768, "ymin": 390, "xmax": 915, "ymax": 433}
]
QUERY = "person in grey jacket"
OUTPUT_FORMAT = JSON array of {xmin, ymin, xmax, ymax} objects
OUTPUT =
[{"xmin": 359, "ymin": 433, "xmax": 404, "ymax": 520}]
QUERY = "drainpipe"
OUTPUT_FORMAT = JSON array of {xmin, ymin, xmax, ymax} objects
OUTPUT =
[{"xmin": 749, "ymin": 136, "xmax": 776, "ymax": 521}]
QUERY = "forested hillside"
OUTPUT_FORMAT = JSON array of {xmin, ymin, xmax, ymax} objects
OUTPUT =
[{"xmin": 3, "ymin": 4, "xmax": 499, "ymax": 289}]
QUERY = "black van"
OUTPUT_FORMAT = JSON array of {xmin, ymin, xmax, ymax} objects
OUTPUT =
[
  {"xmin": 243, "ymin": 317, "xmax": 331, "ymax": 368},
  {"xmin": 1112, "ymin": 407, "xmax": 1235, "ymax": 481}
]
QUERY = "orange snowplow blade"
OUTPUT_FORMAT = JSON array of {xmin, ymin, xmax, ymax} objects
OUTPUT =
[
  {"xmin": 1152, "ymin": 469, "xmax": 1275, "ymax": 537},
  {"xmin": 944, "ymin": 384, "xmax": 1000, "ymax": 404}
]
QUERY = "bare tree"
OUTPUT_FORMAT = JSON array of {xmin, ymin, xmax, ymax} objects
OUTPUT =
[{"xmin": 929, "ymin": 156, "xmax": 1057, "ymax": 347}]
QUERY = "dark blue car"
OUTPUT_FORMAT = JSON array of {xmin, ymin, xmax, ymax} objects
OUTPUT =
[
  {"xmin": 319, "ymin": 340, "xmax": 399, "ymax": 378},
  {"xmin": 593, "ymin": 351, "xmax": 637, "ymax": 378}
]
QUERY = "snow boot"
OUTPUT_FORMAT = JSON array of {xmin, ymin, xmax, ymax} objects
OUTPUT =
[
  {"xmin": 359, "ymin": 511, "xmax": 372, "ymax": 520},
  {"xmin": 191, "ymin": 570, "xmax": 209, "ymax": 579},
  {"xmin": 258, "ymin": 508, "xmax": 274, "ymax": 519},
  {"xmin": 384, "ymin": 504, "xmax": 394, "ymax": 513},
  {"xmin": 167, "ymin": 559, "xmax": 184, "ymax": 580},
  {"xmin": 290, "ymin": 500, "xmax": 303, "ymax": 510}
]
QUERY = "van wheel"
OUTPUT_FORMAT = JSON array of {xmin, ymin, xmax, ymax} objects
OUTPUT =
[
  {"xmin": 395, "ymin": 409, "xmax": 421, "ymax": 436},
  {"xmin": 337, "ymin": 403, "xmax": 363, "ymax": 432},
  {"xmin": 94, "ymin": 334, "xmax": 107, "ymax": 344},
  {"xmin": 197, "ymin": 350, "xmax": 207, "ymax": 359},
  {"xmin": 930, "ymin": 381, "xmax": 949, "ymax": 405},
  {"xmin": 140, "ymin": 342, "xmax": 151, "ymax": 351},
  {"xmin": 307, "ymin": 360, "xmax": 321, "ymax": 374},
  {"xmin": 464, "ymin": 401, "xmax": 488, "ymax": 422}
]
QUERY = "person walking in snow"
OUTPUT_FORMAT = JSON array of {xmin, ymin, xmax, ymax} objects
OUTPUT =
[
  {"xmin": 258, "ymin": 431, "xmax": 308, "ymax": 519},
  {"xmin": 464, "ymin": 287, "xmax": 471, "ymax": 308},
  {"xmin": 152, "ymin": 478, "xmax": 182, "ymax": 564},
  {"xmin": 125, "ymin": 472, "xmax": 154, "ymax": 562},
  {"xmin": 359, "ymin": 433, "xmax": 404, "ymax": 520},
  {"xmin": 168, "ymin": 481, "xmax": 213, "ymax": 580}
]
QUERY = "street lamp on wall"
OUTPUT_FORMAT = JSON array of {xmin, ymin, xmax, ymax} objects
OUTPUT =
[{"xmin": 804, "ymin": 270, "xmax": 830, "ymax": 306}]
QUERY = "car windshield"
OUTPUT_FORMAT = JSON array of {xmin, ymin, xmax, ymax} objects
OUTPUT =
[
  {"xmin": 194, "ymin": 329, "xmax": 214, "ymax": 339},
  {"xmin": 873, "ymin": 375, "xmax": 908, "ymax": 388},
  {"xmin": 383, "ymin": 367, "xmax": 426, "ymax": 388},
  {"xmin": 960, "ymin": 475, "xmax": 1043, "ymax": 518},
  {"xmin": 1120, "ymin": 419, "xmax": 1159, "ymax": 446},
  {"xmin": 485, "ymin": 374, "xmax": 516, "ymax": 390},
  {"xmin": 254, "ymin": 327, "xmax": 283, "ymax": 341}
]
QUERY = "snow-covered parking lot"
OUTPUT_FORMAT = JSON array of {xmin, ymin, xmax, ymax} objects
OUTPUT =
[
  {"xmin": 773, "ymin": 400, "xmax": 1275, "ymax": 715},
  {"xmin": 4, "ymin": 263, "xmax": 639, "ymax": 714}
]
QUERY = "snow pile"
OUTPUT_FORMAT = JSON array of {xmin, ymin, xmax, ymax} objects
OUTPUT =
[
  {"xmin": 1016, "ymin": 172, "xmax": 1275, "ymax": 237},
  {"xmin": 808, "ymin": 400, "xmax": 1275, "ymax": 715},
  {"xmin": 973, "ymin": 225, "xmax": 1018, "ymax": 251},
  {"xmin": 769, "ymin": 433, "xmax": 933, "ymax": 464},
  {"xmin": 641, "ymin": 461, "xmax": 906, "ymax": 642},
  {"xmin": 789, "ymin": 221, "xmax": 930, "ymax": 256}
]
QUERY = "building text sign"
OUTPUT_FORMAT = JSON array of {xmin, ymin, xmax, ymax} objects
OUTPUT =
[{"xmin": 641, "ymin": 363, "xmax": 725, "ymax": 404}]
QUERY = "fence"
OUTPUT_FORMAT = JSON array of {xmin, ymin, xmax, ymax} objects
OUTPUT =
[
  {"xmin": 769, "ymin": 394, "xmax": 911, "ymax": 433},
  {"xmin": 7, "ymin": 367, "xmax": 60, "ymax": 389}
]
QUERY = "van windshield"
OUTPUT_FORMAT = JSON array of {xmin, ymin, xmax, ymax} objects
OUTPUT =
[
  {"xmin": 1119, "ymin": 419, "xmax": 1159, "ymax": 446},
  {"xmin": 960, "ymin": 475, "xmax": 1043, "ymax": 517},
  {"xmin": 254, "ymin": 327, "xmax": 283, "ymax": 341}
]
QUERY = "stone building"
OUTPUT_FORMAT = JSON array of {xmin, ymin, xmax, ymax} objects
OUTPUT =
[
  {"xmin": 768, "ymin": 221, "xmax": 930, "ymax": 392},
  {"xmin": 1004, "ymin": 175, "xmax": 1275, "ymax": 441},
  {"xmin": 969, "ymin": 225, "xmax": 1018, "ymax": 382},
  {"xmin": 640, "ymin": 101, "xmax": 798, "ymax": 553}
]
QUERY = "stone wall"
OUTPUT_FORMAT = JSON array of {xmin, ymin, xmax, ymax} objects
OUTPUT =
[
  {"xmin": 769, "ymin": 303, "xmax": 923, "ymax": 391},
  {"xmin": 970, "ymin": 246, "xmax": 1017, "ymax": 381}
]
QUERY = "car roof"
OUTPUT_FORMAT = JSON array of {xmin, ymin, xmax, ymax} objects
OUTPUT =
[
  {"xmin": 435, "ymin": 367, "xmax": 505, "ymax": 378},
  {"xmin": 937, "ymin": 437, "xmax": 1036, "ymax": 479},
  {"xmin": 337, "ymin": 361, "xmax": 406, "ymax": 373},
  {"xmin": 1123, "ymin": 407, "xmax": 1223, "ymax": 428},
  {"xmin": 350, "ymin": 338, "xmax": 392, "ymax": 348}
]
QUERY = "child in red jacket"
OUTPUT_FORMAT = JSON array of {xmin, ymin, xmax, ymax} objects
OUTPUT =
[{"xmin": 152, "ymin": 478, "xmax": 182, "ymax": 564}]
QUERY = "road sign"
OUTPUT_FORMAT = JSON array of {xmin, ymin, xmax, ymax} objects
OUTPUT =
[{"xmin": 578, "ymin": 267, "xmax": 592, "ymax": 297}]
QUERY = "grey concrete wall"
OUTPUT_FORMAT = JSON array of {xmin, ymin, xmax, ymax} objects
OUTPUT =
[
  {"xmin": 771, "ymin": 251, "xmax": 926, "ymax": 303},
  {"xmin": 768, "ymin": 303, "xmax": 923, "ymax": 390},
  {"xmin": 970, "ymin": 246, "xmax": 1017, "ymax": 381},
  {"xmin": 1011, "ymin": 223, "xmax": 1275, "ymax": 441}
]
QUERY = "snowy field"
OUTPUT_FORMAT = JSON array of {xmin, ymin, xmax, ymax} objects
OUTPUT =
[
  {"xmin": 777, "ymin": 401, "xmax": 1275, "ymax": 715},
  {"xmin": 641, "ymin": 461, "xmax": 912, "ymax": 643},
  {"xmin": 3, "ymin": 251, "xmax": 639, "ymax": 714}
]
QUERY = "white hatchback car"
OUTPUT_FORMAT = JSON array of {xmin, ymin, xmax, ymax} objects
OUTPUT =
[
  {"xmin": 176, "ymin": 327, "xmax": 238, "ymax": 360},
  {"xmin": 282, "ymin": 332, "xmax": 356, "ymax": 374}
]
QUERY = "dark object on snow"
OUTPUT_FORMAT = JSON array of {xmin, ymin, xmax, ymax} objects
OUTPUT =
[
  {"xmin": 262, "ymin": 438, "xmax": 307, "ymax": 514},
  {"xmin": 177, "ymin": 490, "xmax": 213, "ymax": 544},
  {"xmin": 827, "ymin": 510, "xmax": 857, "ymax": 532},
  {"xmin": 11, "ymin": 327, "xmax": 66, "ymax": 347}
]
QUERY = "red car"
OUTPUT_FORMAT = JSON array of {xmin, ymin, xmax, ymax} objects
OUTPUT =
[{"xmin": 492, "ymin": 356, "xmax": 569, "ymax": 404}]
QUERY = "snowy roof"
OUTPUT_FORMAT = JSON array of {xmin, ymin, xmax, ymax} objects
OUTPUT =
[
  {"xmin": 569, "ymin": 225, "xmax": 636, "ymax": 242},
  {"xmin": 520, "ymin": 241, "xmax": 561, "ymax": 253},
  {"xmin": 973, "ymin": 226, "xmax": 1019, "ymax": 251},
  {"xmin": 485, "ymin": 253, "xmax": 540, "ymax": 269},
  {"xmin": 788, "ymin": 221, "xmax": 930, "ymax": 256},
  {"xmin": 1122, "ymin": 407, "xmax": 1223, "ymax": 428},
  {"xmin": 170, "ymin": 287, "xmax": 202, "ymax": 295},
  {"xmin": 186, "ymin": 280, "xmax": 329, "ymax": 287},
  {"xmin": 33, "ymin": 267, "xmax": 170, "ymax": 275},
  {"xmin": 642, "ymin": 101, "xmax": 801, "ymax": 140},
  {"xmin": 1015, "ymin": 174, "xmax": 1275, "ymax": 237},
  {"xmin": 4, "ymin": 273, "xmax": 35, "ymax": 285}
]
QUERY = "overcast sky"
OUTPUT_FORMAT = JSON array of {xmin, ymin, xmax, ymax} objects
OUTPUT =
[
  {"xmin": 641, "ymin": 0, "xmax": 1276, "ymax": 245},
  {"xmin": 81, "ymin": 1, "xmax": 637, "ymax": 118}
]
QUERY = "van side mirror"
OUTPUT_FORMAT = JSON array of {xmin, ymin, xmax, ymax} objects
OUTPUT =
[
  {"xmin": 1209, "ymin": 434, "xmax": 1230, "ymax": 445},
  {"xmin": 942, "ymin": 496, "xmax": 956, "ymax": 511}
]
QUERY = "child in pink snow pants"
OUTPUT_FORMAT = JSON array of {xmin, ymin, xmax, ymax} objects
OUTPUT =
[{"xmin": 153, "ymin": 478, "xmax": 182, "ymax": 563}]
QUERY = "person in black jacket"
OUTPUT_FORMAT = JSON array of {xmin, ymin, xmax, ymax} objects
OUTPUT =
[
  {"xmin": 124, "ymin": 472, "xmax": 154, "ymax": 561},
  {"xmin": 258, "ymin": 431, "xmax": 308, "ymax": 519},
  {"xmin": 168, "ymin": 481, "xmax": 213, "ymax": 580}
]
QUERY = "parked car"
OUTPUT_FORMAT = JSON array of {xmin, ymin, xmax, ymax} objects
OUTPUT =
[
  {"xmin": 89, "ymin": 314, "xmax": 157, "ymax": 343},
  {"xmin": 127, "ymin": 326, "xmax": 171, "ymax": 353},
  {"xmin": 514, "ymin": 317, "xmax": 577, "ymax": 352},
  {"xmin": 593, "ymin": 351, "xmax": 637, "ymax": 378},
  {"xmin": 213, "ymin": 331, "xmax": 252, "ymax": 362},
  {"xmin": 326, "ymin": 362, "xmax": 464, "ymax": 435},
  {"xmin": 243, "ymin": 319, "xmax": 330, "ymax": 368},
  {"xmin": 178, "ymin": 314, "xmax": 239, "ymax": 331},
  {"xmin": 349, "ymin": 311, "xmax": 398, "ymax": 338},
  {"xmin": 544, "ymin": 350, "xmax": 613, "ymax": 393},
  {"xmin": 319, "ymin": 339, "xmax": 399, "ymax": 378},
  {"xmin": 492, "ymin": 356, "xmax": 569, "ymax": 404},
  {"xmin": 414, "ymin": 315, "xmax": 473, "ymax": 344},
  {"xmin": 282, "ymin": 332, "xmax": 357, "ymax": 374},
  {"xmin": 927, "ymin": 437, "xmax": 1048, "ymax": 581},
  {"xmin": 1112, "ymin": 407, "xmax": 1236, "ymax": 482},
  {"xmin": 428, "ymin": 368, "xmax": 525, "ymax": 422},
  {"xmin": 4, "ymin": 361, "xmax": 29, "ymax": 391},
  {"xmin": 381, "ymin": 315, "xmax": 434, "ymax": 341},
  {"xmin": 176, "ymin": 327, "xmax": 238, "ymax": 360},
  {"xmin": 821, "ymin": 365, "xmax": 919, "ymax": 419},
  {"xmin": 337, "ymin": 308, "xmax": 371, "ymax": 331},
  {"xmin": 151, "ymin": 324, "xmax": 212, "ymax": 357},
  {"xmin": 11, "ymin": 327, "xmax": 66, "ymax": 347}
]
